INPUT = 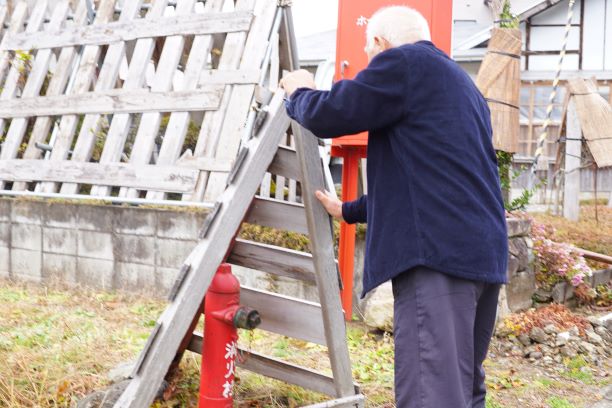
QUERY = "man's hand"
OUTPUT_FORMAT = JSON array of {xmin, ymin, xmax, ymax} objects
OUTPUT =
[
  {"xmin": 280, "ymin": 69, "xmax": 316, "ymax": 97},
  {"xmin": 315, "ymin": 190, "xmax": 343, "ymax": 220}
]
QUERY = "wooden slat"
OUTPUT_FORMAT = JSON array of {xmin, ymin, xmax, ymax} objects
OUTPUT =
[
  {"xmin": 240, "ymin": 286, "xmax": 326, "ymax": 345},
  {"xmin": 187, "ymin": 334, "xmax": 339, "ymax": 396},
  {"xmin": 114, "ymin": 91, "xmax": 290, "ymax": 408},
  {"xmin": 146, "ymin": 0, "xmax": 226, "ymax": 201},
  {"xmin": 2, "ymin": 10, "xmax": 254, "ymax": 50},
  {"xmin": 286, "ymin": 4, "xmax": 355, "ymax": 397},
  {"xmin": 202, "ymin": 2, "xmax": 280, "ymax": 201},
  {"xmin": 247, "ymin": 196, "xmax": 308, "ymax": 233},
  {"xmin": 0, "ymin": 87, "xmax": 223, "ymax": 118},
  {"xmin": 192, "ymin": 0, "xmax": 278, "ymax": 202},
  {"xmin": 0, "ymin": 2, "xmax": 28, "ymax": 87},
  {"xmin": 175, "ymin": 154, "xmax": 233, "ymax": 172},
  {"xmin": 0, "ymin": 160, "xmax": 199, "ymax": 192},
  {"xmin": 60, "ymin": 0, "xmax": 154, "ymax": 195},
  {"xmin": 13, "ymin": 3, "xmax": 90, "ymax": 191},
  {"xmin": 269, "ymin": 145, "xmax": 301, "ymax": 181},
  {"xmin": 303, "ymin": 396, "xmax": 365, "ymax": 408},
  {"xmin": 0, "ymin": 1, "xmax": 48, "ymax": 138},
  {"xmin": 0, "ymin": 1, "xmax": 69, "ymax": 168},
  {"xmin": 39, "ymin": 0, "xmax": 118, "ymax": 193},
  {"xmin": 119, "ymin": 0, "xmax": 197, "ymax": 199},
  {"xmin": 198, "ymin": 69, "xmax": 261, "ymax": 85},
  {"xmin": 228, "ymin": 238, "xmax": 316, "ymax": 283}
]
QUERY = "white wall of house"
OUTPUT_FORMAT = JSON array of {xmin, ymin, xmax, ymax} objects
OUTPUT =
[{"xmin": 521, "ymin": 0, "xmax": 612, "ymax": 71}]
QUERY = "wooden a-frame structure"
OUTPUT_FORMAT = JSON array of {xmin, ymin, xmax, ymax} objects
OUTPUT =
[{"xmin": 0, "ymin": 1, "xmax": 364, "ymax": 406}]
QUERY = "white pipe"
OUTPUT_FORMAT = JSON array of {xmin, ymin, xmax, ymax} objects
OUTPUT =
[{"xmin": 0, "ymin": 190, "xmax": 214, "ymax": 208}]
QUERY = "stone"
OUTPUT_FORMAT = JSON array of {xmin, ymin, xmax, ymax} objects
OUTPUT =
[
  {"xmin": 529, "ymin": 327, "xmax": 548, "ymax": 344},
  {"xmin": 544, "ymin": 324, "xmax": 558, "ymax": 335},
  {"xmin": 588, "ymin": 315, "xmax": 604, "ymax": 327},
  {"xmin": 579, "ymin": 341, "xmax": 597, "ymax": 355},
  {"xmin": 530, "ymin": 351, "xmax": 543, "ymax": 360},
  {"xmin": 569, "ymin": 326, "xmax": 580, "ymax": 336},
  {"xmin": 533, "ymin": 288, "xmax": 552, "ymax": 303},
  {"xmin": 556, "ymin": 332, "xmax": 570, "ymax": 346},
  {"xmin": 560, "ymin": 345, "xmax": 577, "ymax": 358},
  {"xmin": 552, "ymin": 282, "xmax": 574, "ymax": 303},
  {"xmin": 524, "ymin": 345, "xmax": 538, "ymax": 357},
  {"xmin": 543, "ymin": 356, "xmax": 554, "ymax": 364},
  {"xmin": 586, "ymin": 330, "xmax": 604, "ymax": 346},
  {"xmin": 508, "ymin": 238, "xmax": 530, "ymax": 270},
  {"xmin": 363, "ymin": 282, "xmax": 393, "ymax": 332},
  {"xmin": 518, "ymin": 334, "xmax": 531, "ymax": 346},
  {"xmin": 506, "ymin": 271, "xmax": 536, "ymax": 312},
  {"xmin": 594, "ymin": 326, "xmax": 610, "ymax": 342},
  {"xmin": 77, "ymin": 379, "xmax": 167, "ymax": 408},
  {"xmin": 107, "ymin": 362, "xmax": 135, "ymax": 383},
  {"xmin": 506, "ymin": 218, "xmax": 531, "ymax": 238}
]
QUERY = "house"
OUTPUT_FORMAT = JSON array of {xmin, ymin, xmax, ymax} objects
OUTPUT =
[{"xmin": 297, "ymin": 0, "xmax": 612, "ymax": 199}]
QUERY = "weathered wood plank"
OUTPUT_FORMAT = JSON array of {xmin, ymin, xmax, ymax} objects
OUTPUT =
[
  {"xmin": 228, "ymin": 238, "xmax": 316, "ymax": 283},
  {"xmin": 198, "ymin": 69, "xmax": 260, "ymax": 85},
  {"xmin": 240, "ymin": 286, "xmax": 326, "ymax": 345},
  {"xmin": 114, "ymin": 91, "xmax": 290, "ymax": 408},
  {"xmin": 246, "ymin": 196, "xmax": 308, "ymax": 234},
  {"xmin": 563, "ymin": 99, "xmax": 581, "ymax": 221},
  {"xmin": 119, "ymin": 0, "xmax": 197, "ymax": 199},
  {"xmin": 0, "ymin": 1, "xmax": 69, "ymax": 168},
  {"xmin": 187, "ymin": 335, "xmax": 339, "ymax": 396},
  {"xmin": 302, "ymin": 395, "xmax": 365, "ymax": 408},
  {"xmin": 268, "ymin": 145, "xmax": 301, "ymax": 181},
  {"xmin": 286, "ymin": 5, "xmax": 355, "ymax": 396},
  {"xmin": 146, "ymin": 0, "xmax": 226, "ymax": 201},
  {"xmin": 39, "ymin": 0, "xmax": 118, "ymax": 193},
  {"xmin": 192, "ymin": 0, "xmax": 278, "ymax": 202},
  {"xmin": 0, "ymin": 160, "xmax": 199, "ymax": 192},
  {"xmin": 0, "ymin": 87, "xmax": 223, "ymax": 118},
  {"xmin": 202, "ymin": 2, "xmax": 280, "ymax": 201},
  {"xmin": 0, "ymin": 2, "xmax": 28, "ymax": 87},
  {"xmin": 0, "ymin": 1, "xmax": 48, "ymax": 138},
  {"xmin": 60, "ymin": 0, "xmax": 151, "ymax": 195},
  {"xmin": 13, "ymin": 2, "xmax": 89, "ymax": 190},
  {"xmin": 2, "ymin": 10, "xmax": 254, "ymax": 50}
]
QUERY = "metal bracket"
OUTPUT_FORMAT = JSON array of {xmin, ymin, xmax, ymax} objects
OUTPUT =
[
  {"xmin": 277, "ymin": 0, "xmax": 293, "ymax": 7},
  {"xmin": 251, "ymin": 105, "xmax": 270, "ymax": 138},
  {"xmin": 167, "ymin": 263, "xmax": 192, "ymax": 302},
  {"xmin": 198, "ymin": 201, "xmax": 222, "ymax": 239},
  {"xmin": 226, "ymin": 147, "xmax": 249, "ymax": 186},
  {"xmin": 130, "ymin": 322, "xmax": 162, "ymax": 378}
]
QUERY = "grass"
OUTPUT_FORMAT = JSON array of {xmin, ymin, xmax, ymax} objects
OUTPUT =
[{"xmin": 1, "ymin": 279, "xmax": 609, "ymax": 407}]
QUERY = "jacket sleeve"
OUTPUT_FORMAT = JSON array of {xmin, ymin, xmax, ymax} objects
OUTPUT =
[
  {"xmin": 342, "ymin": 195, "xmax": 367, "ymax": 224},
  {"xmin": 285, "ymin": 47, "xmax": 410, "ymax": 138}
]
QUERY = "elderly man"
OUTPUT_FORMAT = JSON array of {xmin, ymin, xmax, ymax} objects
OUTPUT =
[{"xmin": 280, "ymin": 6, "xmax": 508, "ymax": 408}]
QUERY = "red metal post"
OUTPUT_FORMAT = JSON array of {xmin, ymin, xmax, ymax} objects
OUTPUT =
[
  {"xmin": 199, "ymin": 264, "xmax": 261, "ymax": 407},
  {"xmin": 338, "ymin": 150, "xmax": 360, "ymax": 319}
]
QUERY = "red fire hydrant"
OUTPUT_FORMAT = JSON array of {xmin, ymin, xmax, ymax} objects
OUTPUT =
[{"xmin": 199, "ymin": 263, "xmax": 261, "ymax": 407}]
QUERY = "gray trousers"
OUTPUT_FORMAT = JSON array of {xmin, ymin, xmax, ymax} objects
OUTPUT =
[{"xmin": 392, "ymin": 266, "xmax": 501, "ymax": 408}]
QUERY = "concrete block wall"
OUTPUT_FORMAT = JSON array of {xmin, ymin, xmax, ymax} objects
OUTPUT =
[{"xmin": 0, "ymin": 198, "xmax": 208, "ymax": 296}]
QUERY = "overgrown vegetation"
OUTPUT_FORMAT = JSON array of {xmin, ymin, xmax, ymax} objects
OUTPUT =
[
  {"xmin": 530, "ymin": 205, "xmax": 612, "ymax": 307},
  {"xmin": 1, "ymin": 280, "xmax": 608, "ymax": 408},
  {"xmin": 496, "ymin": 150, "xmax": 537, "ymax": 211},
  {"xmin": 498, "ymin": 0, "xmax": 520, "ymax": 29}
]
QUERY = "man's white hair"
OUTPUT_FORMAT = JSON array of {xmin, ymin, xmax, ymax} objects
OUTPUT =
[{"xmin": 366, "ymin": 6, "xmax": 431, "ymax": 49}]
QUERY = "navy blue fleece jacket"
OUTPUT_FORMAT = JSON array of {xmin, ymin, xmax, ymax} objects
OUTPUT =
[{"xmin": 285, "ymin": 41, "xmax": 508, "ymax": 297}]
